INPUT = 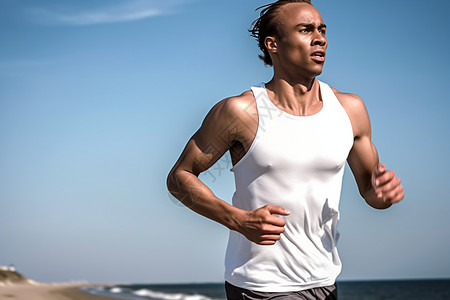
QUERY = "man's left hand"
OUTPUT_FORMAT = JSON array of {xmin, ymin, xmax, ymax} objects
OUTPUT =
[{"xmin": 371, "ymin": 163, "xmax": 404, "ymax": 206}]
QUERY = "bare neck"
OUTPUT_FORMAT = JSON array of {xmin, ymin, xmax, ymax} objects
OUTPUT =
[{"xmin": 265, "ymin": 77, "xmax": 322, "ymax": 116}]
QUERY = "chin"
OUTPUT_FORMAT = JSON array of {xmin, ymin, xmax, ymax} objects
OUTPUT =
[
  {"xmin": 305, "ymin": 69, "xmax": 323, "ymax": 78},
  {"xmin": 310, "ymin": 66, "xmax": 324, "ymax": 77}
]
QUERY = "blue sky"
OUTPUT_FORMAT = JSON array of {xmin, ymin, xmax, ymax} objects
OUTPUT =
[{"xmin": 0, "ymin": 0, "xmax": 449, "ymax": 284}]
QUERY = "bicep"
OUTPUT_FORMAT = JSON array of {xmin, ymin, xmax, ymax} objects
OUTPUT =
[
  {"xmin": 177, "ymin": 132, "xmax": 230, "ymax": 176},
  {"xmin": 340, "ymin": 92, "xmax": 378, "ymax": 193},
  {"xmin": 347, "ymin": 136, "xmax": 378, "ymax": 194},
  {"xmin": 170, "ymin": 100, "xmax": 236, "ymax": 176}
]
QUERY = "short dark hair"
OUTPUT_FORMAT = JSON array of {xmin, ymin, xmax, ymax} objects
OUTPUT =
[{"xmin": 249, "ymin": 0, "xmax": 313, "ymax": 66}]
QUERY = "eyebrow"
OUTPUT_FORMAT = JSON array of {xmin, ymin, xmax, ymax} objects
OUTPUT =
[{"xmin": 295, "ymin": 23, "xmax": 327, "ymax": 29}]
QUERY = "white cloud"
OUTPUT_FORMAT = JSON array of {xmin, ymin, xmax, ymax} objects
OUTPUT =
[
  {"xmin": 54, "ymin": 9, "xmax": 162, "ymax": 26},
  {"xmin": 27, "ymin": 0, "xmax": 187, "ymax": 26}
]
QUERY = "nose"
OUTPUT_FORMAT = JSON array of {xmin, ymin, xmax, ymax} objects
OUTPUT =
[{"xmin": 312, "ymin": 30, "xmax": 327, "ymax": 46}]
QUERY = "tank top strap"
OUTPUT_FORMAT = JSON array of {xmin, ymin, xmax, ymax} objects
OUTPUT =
[
  {"xmin": 318, "ymin": 80, "xmax": 340, "ymax": 108},
  {"xmin": 250, "ymin": 83, "xmax": 277, "ymax": 118},
  {"xmin": 250, "ymin": 83, "xmax": 284, "ymax": 132}
]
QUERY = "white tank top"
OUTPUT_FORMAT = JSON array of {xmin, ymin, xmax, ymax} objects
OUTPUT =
[{"xmin": 224, "ymin": 80, "xmax": 354, "ymax": 292}]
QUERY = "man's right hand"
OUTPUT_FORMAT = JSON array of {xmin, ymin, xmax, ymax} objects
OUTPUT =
[{"xmin": 236, "ymin": 205, "xmax": 290, "ymax": 245}]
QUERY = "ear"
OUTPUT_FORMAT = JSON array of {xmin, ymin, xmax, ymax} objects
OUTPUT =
[{"xmin": 264, "ymin": 36, "xmax": 278, "ymax": 53}]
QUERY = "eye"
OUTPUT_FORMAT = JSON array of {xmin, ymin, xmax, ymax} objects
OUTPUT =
[{"xmin": 300, "ymin": 28, "xmax": 309, "ymax": 33}]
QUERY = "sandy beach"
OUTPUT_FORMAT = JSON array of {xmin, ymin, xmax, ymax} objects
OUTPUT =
[{"xmin": 0, "ymin": 283, "xmax": 118, "ymax": 300}]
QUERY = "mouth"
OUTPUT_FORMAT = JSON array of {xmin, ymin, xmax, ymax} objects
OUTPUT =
[{"xmin": 311, "ymin": 50, "xmax": 326, "ymax": 62}]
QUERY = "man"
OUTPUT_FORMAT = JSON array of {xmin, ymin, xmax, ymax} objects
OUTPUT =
[{"xmin": 167, "ymin": 0, "xmax": 404, "ymax": 299}]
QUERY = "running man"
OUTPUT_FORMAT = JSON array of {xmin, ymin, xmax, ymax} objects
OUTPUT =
[{"xmin": 167, "ymin": 1, "xmax": 404, "ymax": 299}]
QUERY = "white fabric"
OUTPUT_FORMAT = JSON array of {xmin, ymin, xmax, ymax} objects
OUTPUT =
[{"xmin": 224, "ymin": 80, "xmax": 354, "ymax": 292}]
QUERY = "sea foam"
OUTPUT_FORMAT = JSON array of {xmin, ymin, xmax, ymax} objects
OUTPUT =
[{"xmin": 134, "ymin": 288, "xmax": 215, "ymax": 300}]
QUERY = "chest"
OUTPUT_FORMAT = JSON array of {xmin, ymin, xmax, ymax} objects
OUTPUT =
[{"xmin": 250, "ymin": 114, "xmax": 353, "ymax": 176}]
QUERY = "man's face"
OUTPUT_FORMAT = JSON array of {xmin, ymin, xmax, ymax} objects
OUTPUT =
[{"xmin": 272, "ymin": 3, "xmax": 327, "ymax": 78}]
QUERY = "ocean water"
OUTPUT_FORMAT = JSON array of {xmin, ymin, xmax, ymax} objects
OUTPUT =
[
  {"xmin": 82, "ymin": 279, "xmax": 450, "ymax": 300},
  {"xmin": 82, "ymin": 283, "xmax": 225, "ymax": 300}
]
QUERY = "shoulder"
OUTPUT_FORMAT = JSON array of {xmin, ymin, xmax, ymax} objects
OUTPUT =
[
  {"xmin": 330, "ymin": 87, "xmax": 367, "ymax": 114},
  {"xmin": 204, "ymin": 90, "xmax": 256, "ymax": 122},
  {"xmin": 218, "ymin": 90, "xmax": 255, "ymax": 113},
  {"xmin": 195, "ymin": 89, "xmax": 257, "ymax": 150},
  {"xmin": 330, "ymin": 86, "xmax": 371, "ymax": 138}
]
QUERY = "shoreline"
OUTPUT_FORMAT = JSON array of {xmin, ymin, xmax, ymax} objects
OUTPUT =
[{"xmin": 0, "ymin": 283, "xmax": 119, "ymax": 300}]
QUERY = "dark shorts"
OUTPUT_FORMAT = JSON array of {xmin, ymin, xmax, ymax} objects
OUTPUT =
[{"xmin": 225, "ymin": 281, "xmax": 338, "ymax": 300}]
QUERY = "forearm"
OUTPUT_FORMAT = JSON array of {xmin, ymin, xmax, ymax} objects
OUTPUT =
[
  {"xmin": 348, "ymin": 139, "xmax": 391, "ymax": 209},
  {"xmin": 167, "ymin": 169, "xmax": 245, "ymax": 231}
]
